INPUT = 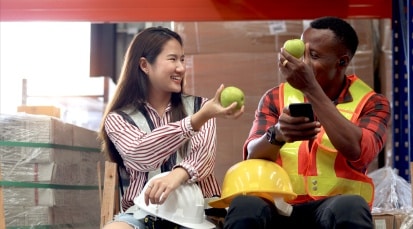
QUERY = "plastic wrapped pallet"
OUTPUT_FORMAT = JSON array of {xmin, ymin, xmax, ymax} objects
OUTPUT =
[
  {"xmin": 369, "ymin": 167, "xmax": 412, "ymax": 213},
  {"xmin": 369, "ymin": 167, "xmax": 411, "ymax": 229},
  {"xmin": 0, "ymin": 113, "xmax": 105, "ymax": 228}
]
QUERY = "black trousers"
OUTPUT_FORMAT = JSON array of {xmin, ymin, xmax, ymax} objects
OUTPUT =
[{"xmin": 224, "ymin": 194, "xmax": 373, "ymax": 229}]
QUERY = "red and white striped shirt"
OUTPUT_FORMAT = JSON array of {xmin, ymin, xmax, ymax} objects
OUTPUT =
[{"xmin": 104, "ymin": 97, "xmax": 221, "ymax": 211}]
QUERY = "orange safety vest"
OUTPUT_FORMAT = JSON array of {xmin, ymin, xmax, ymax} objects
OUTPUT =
[{"xmin": 278, "ymin": 74, "xmax": 376, "ymax": 206}]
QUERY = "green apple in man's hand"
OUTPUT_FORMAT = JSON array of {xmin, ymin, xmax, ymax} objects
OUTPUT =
[
  {"xmin": 220, "ymin": 86, "xmax": 245, "ymax": 109},
  {"xmin": 283, "ymin": 39, "xmax": 305, "ymax": 58}
]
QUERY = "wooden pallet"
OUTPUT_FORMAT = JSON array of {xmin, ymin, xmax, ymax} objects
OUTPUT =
[{"xmin": 99, "ymin": 161, "xmax": 120, "ymax": 228}]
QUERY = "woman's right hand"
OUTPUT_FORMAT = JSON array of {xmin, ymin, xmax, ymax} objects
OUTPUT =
[
  {"xmin": 190, "ymin": 84, "xmax": 244, "ymax": 131},
  {"xmin": 144, "ymin": 167, "xmax": 189, "ymax": 206},
  {"xmin": 204, "ymin": 84, "xmax": 245, "ymax": 119}
]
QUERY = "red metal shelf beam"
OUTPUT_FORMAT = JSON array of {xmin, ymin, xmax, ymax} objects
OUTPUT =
[{"xmin": 0, "ymin": 0, "xmax": 391, "ymax": 22}]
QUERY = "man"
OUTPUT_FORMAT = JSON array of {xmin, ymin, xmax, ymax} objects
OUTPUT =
[{"xmin": 223, "ymin": 16, "xmax": 390, "ymax": 229}]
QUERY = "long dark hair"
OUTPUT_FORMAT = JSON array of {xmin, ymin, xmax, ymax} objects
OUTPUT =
[{"xmin": 98, "ymin": 27, "xmax": 188, "ymax": 170}]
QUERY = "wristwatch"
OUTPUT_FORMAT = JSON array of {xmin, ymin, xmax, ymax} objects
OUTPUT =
[{"xmin": 266, "ymin": 125, "xmax": 285, "ymax": 146}]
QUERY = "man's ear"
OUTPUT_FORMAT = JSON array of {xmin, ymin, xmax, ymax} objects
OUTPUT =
[{"xmin": 338, "ymin": 55, "xmax": 350, "ymax": 67}]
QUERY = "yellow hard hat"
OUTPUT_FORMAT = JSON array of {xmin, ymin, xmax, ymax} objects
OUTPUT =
[{"xmin": 209, "ymin": 159, "xmax": 297, "ymax": 208}]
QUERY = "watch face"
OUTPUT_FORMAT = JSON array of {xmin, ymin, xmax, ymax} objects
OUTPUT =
[{"xmin": 266, "ymin": 126, "xmax": 285, "ymax": 146}]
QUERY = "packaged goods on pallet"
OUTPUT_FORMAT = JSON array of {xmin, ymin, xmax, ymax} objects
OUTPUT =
[{"xmin": 0, "ymin": 113, "xmax": 105, "ymax": 228}]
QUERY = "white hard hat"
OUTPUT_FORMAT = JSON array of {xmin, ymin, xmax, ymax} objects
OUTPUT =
[{"xmin": 133, "ymin": 172, "xmax": 215, "ymax": 229}]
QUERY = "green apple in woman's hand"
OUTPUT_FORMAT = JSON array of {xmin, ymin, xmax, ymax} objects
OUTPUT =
[{"xmin": 220, "ymin": 86, "xmax": 245, "ymax": 109}]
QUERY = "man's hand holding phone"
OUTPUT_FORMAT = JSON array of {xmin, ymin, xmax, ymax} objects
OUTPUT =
[{"xmin": 276, "ymin": 103, "xmax": 319, "ymax": 142}]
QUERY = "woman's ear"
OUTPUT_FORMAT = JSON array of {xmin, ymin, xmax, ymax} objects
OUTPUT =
[{"xmin": 139, "ymin": 57, "xmax": 149, "ymax": 74}]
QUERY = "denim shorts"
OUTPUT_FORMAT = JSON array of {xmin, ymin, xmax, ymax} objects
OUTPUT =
[
  {"xmin": 108, "ymin": 212, "xmax": 196, "ymax": 229},
  {"xmin": 108, "ymin": 212, "xmax": 145, "ymax": 229}
]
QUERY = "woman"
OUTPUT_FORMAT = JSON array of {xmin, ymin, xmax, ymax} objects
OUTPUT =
[{"xmin": 99, "ymin": 27, "xmax": 244, "ymax": 229}]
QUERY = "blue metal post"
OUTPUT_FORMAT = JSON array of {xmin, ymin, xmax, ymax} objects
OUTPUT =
[{"xmin": 392, "ymin": 0, "xmax": 411, "ymax": 181}]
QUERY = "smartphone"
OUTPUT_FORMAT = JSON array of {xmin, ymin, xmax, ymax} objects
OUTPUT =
[{"xmin": 289, "ymin": 103, "xmax": 314, "ymax": 122}]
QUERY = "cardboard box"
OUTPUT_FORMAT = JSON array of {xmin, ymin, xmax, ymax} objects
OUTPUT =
[
  {"xmin": 379, "ymin": 19, "xmax": 392, "ymax": 52},
  {"xmin": 346, "ymin": 50, "xmax": 375, "ymax": 88},
  {"xmin": 373, "ymin": 213, "xmax": 408, "ymax": 229},
  {"xmin": 17, "ymin": 105, "xmax": 61, "ymax": 118},
  {"xmin": 0, "ymin": 162, "xmax": 54, "ymax": 182},
  {"xmin": 347, "ymin": 19, "xmax": 376, "ymax": 51},
  {"xmin": 373, "ymin": 214, "xmax": 394, "ymax": 229},
  {"xmin": 378, "ymin": 50, "xmax": 393, "ymax": 166},
  {"xmin": 0, "ymin": 113, "xmax": 73, "ymax": 146},
  {"xmin": 4, "ymin": 205, "xmax": 99, "ymax": 227},
  {"xmin": 184, "ymin": 52, "xmax": 281, "ymax": 97},
  {"xmin": 175, "ymin": 20, "xmax": 303, "ymax": 54}
]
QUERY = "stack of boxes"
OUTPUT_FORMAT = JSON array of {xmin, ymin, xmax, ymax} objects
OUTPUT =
[{"xmin": 0, "ymin": 113, "xmax": 105, "ymax": 228}]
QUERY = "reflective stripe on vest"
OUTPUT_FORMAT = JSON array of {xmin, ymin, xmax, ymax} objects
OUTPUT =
[{"xmin": 279, "ymin": 75, "xmax": 375, "ymax": 205}]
